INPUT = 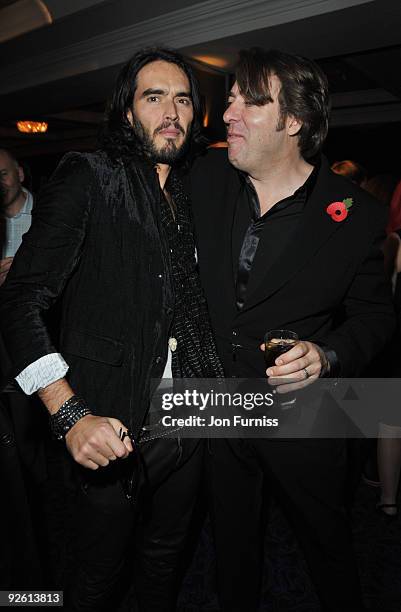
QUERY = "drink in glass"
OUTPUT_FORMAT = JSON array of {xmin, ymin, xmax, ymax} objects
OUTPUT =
[{"xmin": 264, "ymin": 330, "xmax": 298, "ymax": 368}]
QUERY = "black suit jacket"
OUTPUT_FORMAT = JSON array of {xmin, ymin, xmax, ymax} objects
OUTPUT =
[
  {"xmin": 189, "ymin": 150, "xmax": 395, "ymax": 377},
  {"xmin": 0, "ymin": 151, "xmax": 174, "ymax": 436}
]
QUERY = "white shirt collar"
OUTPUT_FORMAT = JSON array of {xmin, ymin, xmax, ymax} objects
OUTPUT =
[{"xmin": 13, "ymin": 188, "xmax": 33, "ymax": 217}]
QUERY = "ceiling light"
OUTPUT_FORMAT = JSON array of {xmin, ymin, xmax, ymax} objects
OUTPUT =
[
  {"xmin": 17, "ymin": 121, "xmax": 48, "ymax": 133},
  {"xmin": 0, "ymin": 0, "xmax": 52, "ymax": 44},
  {"xmin": 193, "ymin": 55, "xmax": 229, "ymax": 69}
]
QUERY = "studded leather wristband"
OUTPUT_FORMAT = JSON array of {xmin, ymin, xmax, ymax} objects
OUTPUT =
[{"xmin": 49, "ymin": 395, "xmax": 92, "ymax": 440}]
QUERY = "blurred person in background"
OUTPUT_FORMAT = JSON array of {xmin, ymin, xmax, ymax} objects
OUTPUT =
[
  {"xmin": 0, "ymin": 175, "xmax": 5, "ymax": 208},
  {"xmin": 0, "ymin": 149, "xmax": 49, "ymax": 588},
  {"xmin": 0, "ymin": 149, "xmax": 33, "ymax": 285},
  {"xmin": 349, "ymin": 172, "xmax": 401, "ymax": 497},
  {"xmin": 365, "ymin": 173, "xmax": 399, "ymax": 208},
  {"xmin": 384, "ymin": 179, "xmax": 401, "ymax": 277},
  {"xmin": 376, "ymin": 178, "xmax": 401, "ymax": 518},
  {"xmin": 331, "ymin": 159, "xmax": 367, "ymax": 187}
]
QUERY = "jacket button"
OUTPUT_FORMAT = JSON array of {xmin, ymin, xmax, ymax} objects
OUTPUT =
[
  {"xmin": 232, "ymin": 330, "xmax": 237, "ymax": 337},
  {"xmin": 168, "ymin": 337, "xmax": 177, "ymax": 352},
  {"xmin": 155, "ymin": 356, "xmax": 162, "ymax": 364}
]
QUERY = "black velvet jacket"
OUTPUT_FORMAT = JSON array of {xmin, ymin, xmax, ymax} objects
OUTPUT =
[{"xmin": 0, "ymin": 150, "xmax": 204, "ymax": 436}]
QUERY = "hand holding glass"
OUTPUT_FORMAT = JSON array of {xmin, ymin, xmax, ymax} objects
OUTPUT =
[{"xmin": 264, "ymin": 330, "xmax": 299, "ymax": 369}]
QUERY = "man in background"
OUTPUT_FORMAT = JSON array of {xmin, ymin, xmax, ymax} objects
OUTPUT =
[
  {"xmin": 0, "ymin": 148, "xmax": 33, "ymax": 285},
  {"xmin": 331, "ymin": 159, "xmax": 367, "ymax": 187},
  {"xmin": 0, "ymin": 148, "xmax": 48, "ymax": 589}
]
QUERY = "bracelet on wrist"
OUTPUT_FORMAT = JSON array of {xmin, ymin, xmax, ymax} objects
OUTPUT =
[{"xmin": 49, "ymin": 395, "xmax": 92, "ymax": 440}]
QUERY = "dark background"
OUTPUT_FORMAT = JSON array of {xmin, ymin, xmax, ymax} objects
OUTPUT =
[{"xmin": 1, "ymin": 0, "xmax": 400, "ymax": 191}]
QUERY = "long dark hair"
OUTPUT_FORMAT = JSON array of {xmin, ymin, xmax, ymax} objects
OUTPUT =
[
  {"xmin": 236, "ymin": 48, "xmax": 330, "ymax": 160},
  {"xmin": 99, "ymin": 47, "xmax": 205, "ymax": 164}
]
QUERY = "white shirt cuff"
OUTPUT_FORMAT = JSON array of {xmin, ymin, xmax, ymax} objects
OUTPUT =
[{"xmin": 16, "ymin": 353, "xmax": 69, "ymax": 395}]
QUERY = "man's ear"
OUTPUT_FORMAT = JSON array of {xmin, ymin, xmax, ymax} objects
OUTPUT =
[
  {"xmin": 18, "ymin": 164, "xmax": 24, "ymax": 184},
  {"xmin": 287, "ymin": 116, "xmax": 302, "ymax": 137},
  {"xmin": 126, "ymin": 108, "xmax": 133, "ymax": 126}
]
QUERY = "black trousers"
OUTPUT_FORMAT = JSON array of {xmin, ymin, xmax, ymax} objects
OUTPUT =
[
  {"xmin": 57, "ymin": 437, "xmax": 203, "ymax": 612},
  {"xmin": 0, "ymin": 391, "xmax": 49, "ymax": 589},
  {"xmin": 208, "ymin": 438, "xmax": 365, "ymax": 612}
]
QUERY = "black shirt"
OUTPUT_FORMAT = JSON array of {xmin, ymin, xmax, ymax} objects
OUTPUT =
[
  {"xmin": 234, "ymin": 165, "xmax": 318, "ymax": 310},
  {"xmin": 231, "ymin": 161, "xmax": 339, "ymax": 376}
]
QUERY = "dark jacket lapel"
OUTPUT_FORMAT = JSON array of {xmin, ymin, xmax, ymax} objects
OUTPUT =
[
  {"xmin": 228, "ymin": 171, "xmax": 245, "ymax": 287},
  {"xmin": 210, "ymin": 165, "xmax": 242, "ymax": 302},
  {"xmin": 240, "ymin": 157, "xmax": 356, "ymax": 312}
]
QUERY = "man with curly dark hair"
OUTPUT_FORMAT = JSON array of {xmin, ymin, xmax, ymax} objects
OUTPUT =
[{"xmin": 0, "ymin": 47, "xmax": 223, "ymax": 611}]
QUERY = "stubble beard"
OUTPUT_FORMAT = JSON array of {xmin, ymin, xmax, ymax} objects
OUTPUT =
[{"xmin": 132, "ymin": 116, "xmax": 191, "ymax": 165}]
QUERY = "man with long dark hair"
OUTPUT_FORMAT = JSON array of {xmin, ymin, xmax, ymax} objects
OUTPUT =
[
  {"xmin": 190, "ymin": 48, "xmax": 394, "ymax": 611},
  {"xmin": 0, "ymin": 47, "xmax": 222, "ymax": 611}
]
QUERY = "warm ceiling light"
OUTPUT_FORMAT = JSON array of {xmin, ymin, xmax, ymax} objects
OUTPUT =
[
  {"xmin": 0, "ymin": 0, "xmax": 52, "ymax": 44},
  {"xmin": 17, "ymin": 121, "xmax": 48, "ymax": 133},
  {"xmin": 193, "ymin": 55, "xmax": 229, "ymax": 69},
  {"xmin": 209, "ymin": 141, "xmax": 228, "ymax": 149}
]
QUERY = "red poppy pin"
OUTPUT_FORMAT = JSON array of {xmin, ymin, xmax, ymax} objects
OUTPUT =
[{"xmin": 326, "ymin": 197, "xmax": 353, "ymax": 223}]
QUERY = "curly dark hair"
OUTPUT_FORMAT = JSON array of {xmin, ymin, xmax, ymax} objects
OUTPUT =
[
  {"xmin": 235, "ymin": 48, "xmax": 330, "ymax": 159},
  {"xmin": 99, "ymin": 47, "xmax": 206, "ymax": 164}
]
